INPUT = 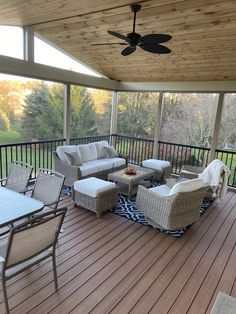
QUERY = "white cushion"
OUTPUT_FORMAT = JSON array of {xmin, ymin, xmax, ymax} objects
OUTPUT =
[
  {"xmin": 79, "ymin": 164, "xmax": 99, "ymax": 177},
  {"xmin": 102, "ymin": 157, "xmax": 126, "ymax": 168},
  {"xmin": 78, "ymin": 143, "xmax": 97, "ymax": 162},
  {"xmin": 170, "ymin": 178, "xmax": 205, "ymax": 195},
  {"xmin": 85, "ymin": 159, "xmax": 113, "ymax": 172},
  {"xmin": 95, "ymin": 141, "xmax": 109, "ymax": 159},
  {"xmin": 149, "ymin": 185, "xmax": 171, "ymax": 197},
  {"xmin": 56, "ymin": 145, "xmax": 79, "ymax": 163},
  {"xmin": 74, "ymin": 177, "xmax": 116, "ymax": 197},
  {"xmin": 142, "ymin": 159, "xmax": 171, "ymax": 171}
]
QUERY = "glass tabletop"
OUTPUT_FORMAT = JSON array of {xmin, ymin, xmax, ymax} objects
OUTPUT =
[{"xmin": 0, "ymin": 187, "xmax": 44, "ymax": 228}]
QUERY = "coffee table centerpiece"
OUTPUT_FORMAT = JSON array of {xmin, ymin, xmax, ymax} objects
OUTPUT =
[{"xmin": 108, "ymin": 165, "xmax": 155, "ymax": 198}]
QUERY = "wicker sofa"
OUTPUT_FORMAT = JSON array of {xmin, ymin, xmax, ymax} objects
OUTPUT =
[{"xmin": 53, "ymin": 141, "xmax": 128, "ymax": 187}]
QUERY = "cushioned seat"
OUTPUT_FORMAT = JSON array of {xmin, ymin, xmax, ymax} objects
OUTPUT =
[
  {"xmin": 142, "ymin": 159, "xmax": 172, "ymax": 182},
  {"xmin": 73, "ymin": 177, "xmax": 118, "ymax": 217}
]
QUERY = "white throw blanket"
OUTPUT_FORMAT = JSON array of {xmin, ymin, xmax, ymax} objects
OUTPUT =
[{"xmin": 198, "ymin": 159, "xmax": 230, "ymax": 199}]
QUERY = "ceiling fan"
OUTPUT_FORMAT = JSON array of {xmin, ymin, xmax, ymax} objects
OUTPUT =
[{"xmin": 93, "ymin": 4, "xmax": 172, "ymax": 56}]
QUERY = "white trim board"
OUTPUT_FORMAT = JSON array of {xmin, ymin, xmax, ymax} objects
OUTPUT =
[{"xmin": 0, "ymin": 55, "xmax": 236, "ymax": 92}]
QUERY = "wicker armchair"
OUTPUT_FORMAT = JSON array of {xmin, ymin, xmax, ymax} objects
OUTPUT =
[
  {"xmin": 180, "ymin": 165, "xmax": 205, "ymax": 180},
  {"xmin": 136, "ymin": 184, "xmax": 208, "ymax": 231},
  {"xmin": 180, "ymin": 161, "xmax": 230, "ymax": 200}
]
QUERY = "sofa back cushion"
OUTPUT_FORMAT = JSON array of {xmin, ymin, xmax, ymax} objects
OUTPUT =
[
  {"xmin": 56, "ymin": 145, "xmax": 79, "ymax": 163},
  {"xmin": 95, "ymin": 141, "xmax": 109, "ymax": 159},
  {"xmin": 78, "ymin": 143, "xmax": 97, "ymax": 162},
  {"xmin": 170, "ymin": 178, "xmax": 205, "ymax": 195}
]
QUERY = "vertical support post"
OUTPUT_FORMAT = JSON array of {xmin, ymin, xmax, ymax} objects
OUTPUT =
[
  {"xmin": 64, "ymin": 83, "xmax": 71, "ymax": 145},
  {"xmin": 209, "ymin": 92, "xmax": 225, "ymax": 162},
  {"xmin": 110, "ymin": 91, "xmax": 118, "ymax": 146},
  {"xmin": 23, "ymin": 26, "xmax": 34, "ymax": 62},
  {"xmin": 153, "ymin": 92, "xmax": 164, "ymax": 159}
]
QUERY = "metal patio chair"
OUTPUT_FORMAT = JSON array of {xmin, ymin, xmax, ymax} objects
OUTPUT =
[
  {"xmin": 0, "ymin": 161, "xmax": 32, "ymax": 193},
  {"xmin": 0, "ymin": 207, "xmax": 67, "ymax": 314},
  {"xmin": 31, "ymin": 168, "xmax": 65, "ymax": 211}
]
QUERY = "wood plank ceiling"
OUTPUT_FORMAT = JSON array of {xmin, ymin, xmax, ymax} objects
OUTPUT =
[{"xmin": 0, "ymin": 0, "xmax": 236, "ymax": 82}]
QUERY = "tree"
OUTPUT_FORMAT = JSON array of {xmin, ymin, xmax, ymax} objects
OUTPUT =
[
  {"xmin": 22, "ymin": 83, "xmax": 64, "ymax": 140},
  {"xmin": 91, "ymin": 89, "xmax": 112, "ymax": 134},
  {"xmin": 0, "ymin": 80, "xmax": 26, "ymax": 131},
  {"xmin": 117, "ymin": 92, "xmax": 158, "ymax": 138},
  {"xmin": 70, "ymin": 86, "xmax": 97, "ymax": 137}
]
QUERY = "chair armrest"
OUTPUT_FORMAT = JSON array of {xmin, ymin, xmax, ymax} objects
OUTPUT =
[
  {"xmin": 166, "ymin": 178, "xmax": 178, "ymax": 188},
  {"xmin": 118, "ymin": 153, "xmax": 129, "ymax": 165},
  {"xmin": 0, "ymin": 178, "xmax": 7, "ymax": 184},
  {"xmin": 136, "ymin": 185, "xmax": 175, "ymax": 220},
  {"xmin": 180, "ymin": 165, "xmax": 204, "ymax": 179},
  {"xmin": 53, "ymin": 151, "xmax": 82, "ymax": 186}
]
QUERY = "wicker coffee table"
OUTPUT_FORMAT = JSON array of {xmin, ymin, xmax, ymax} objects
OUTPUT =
[{"xmin": 108, "ymin": 166, "xmax": 155, "ymax": 198}]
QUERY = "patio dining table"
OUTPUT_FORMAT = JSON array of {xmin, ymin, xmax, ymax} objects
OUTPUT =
[{"xmin": 0, "ymin": 187, "xmax": 44, "ymax": 228}]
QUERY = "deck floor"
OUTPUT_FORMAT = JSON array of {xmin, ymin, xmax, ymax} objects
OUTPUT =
[{"xmin": 1, "ymin": 191, "xmax": 236, "ymax": 314}]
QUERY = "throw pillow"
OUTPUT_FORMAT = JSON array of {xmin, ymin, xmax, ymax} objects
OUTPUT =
[
  {"xmin": 103, "ymin": 146, "xmax": 119, "ymax": 158},
  {"xmin": 65, "ymin": 151, "xmax": 82, "ymax": 166}
]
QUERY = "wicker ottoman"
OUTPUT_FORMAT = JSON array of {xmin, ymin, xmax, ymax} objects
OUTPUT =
[
  {"xmin": 73, "ymin": 177, "xmax": 118, "ymax": 217},
  {"xmin": 142, "ymin": 159, "xmax": 172, "ymax": 182}
]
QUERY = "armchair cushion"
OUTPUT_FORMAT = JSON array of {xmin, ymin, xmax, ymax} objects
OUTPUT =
[
  {"xmin": 149, "ymin": 184, "xmax": 171, "ymax": 197},
  {"xmin": 170, "ymin": 178, "xmax": 205, "ymax": 195}
]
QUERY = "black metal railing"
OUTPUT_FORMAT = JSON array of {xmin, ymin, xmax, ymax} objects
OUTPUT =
[
  {"xmin": 114, "ymin": 134, "xmax": 154, "ymax": 165},
  {"xmin": 0, "ymin": 139, "xmax": 64, "ymax": 181},
  {"xmin": 216, "ymin": 149, "xmax": 236, "ymax": 187},
  {"xmin": 70, "ymin": 134, "xmax": 111, "ymax": 145},
  {"xmin": 158, "ymin": 141, "xmax": 211, "ymax": 174},
  {"xmin": 113, "ymin": 134, "xmax": 235, "ymax": 188},
  {"xmin": 0, "ymin": 134, "xmax": 235, "ymax": 188}
]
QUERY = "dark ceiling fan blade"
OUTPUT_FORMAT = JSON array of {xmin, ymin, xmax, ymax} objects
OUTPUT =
[
  {"xmin": 107, "ymin": 31, "xmax": 130, "ymax": 42},
  {"xmin": 140, "ymin": 34, "xmax": 172, "ymax": 44},
  {"xmin": 90, "ymin": 42, "xmax": 127, "ymax": 46},
  {"xmin": 121, "ymin": 46, "xmax": 136, "ymax": 56},
  {"xmin": 139, "ymin": 43, "xmax": 171, "ymax": 54}
]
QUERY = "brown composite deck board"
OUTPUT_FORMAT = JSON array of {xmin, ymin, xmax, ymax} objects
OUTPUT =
[
  {"xmin": 0, "ymin": 191, "xmax": 235, "ymax": 314},
  {"xmin": 113, "ymin": 191, "xmax": 235, "ymax": 314}
]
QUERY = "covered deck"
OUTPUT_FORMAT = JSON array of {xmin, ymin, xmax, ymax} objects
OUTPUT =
[{"xmin": 0, "ymin": 190, "xmax": 235, "ymax": 314}]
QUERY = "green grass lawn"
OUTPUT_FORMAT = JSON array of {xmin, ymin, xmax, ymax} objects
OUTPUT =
[{"xmin": 0, "ymin": 130, "xmax": 23, "ymax": 144}]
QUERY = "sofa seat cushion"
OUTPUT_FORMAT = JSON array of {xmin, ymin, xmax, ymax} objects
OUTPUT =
[
  {"xmin": 149, "ymin": 185, "xmax": 171, "ymax": 197},
  {"xmin": 95, "ymin": 141, "xmax": 109, "ymax": 159},
  {"xmin": 170, "ymin": 178, "xmax": 205, "ymax": 195},
  {"xmin": 79, "ymin": 164, "xmax": 99, "ymax": 177},
  {"xmin": 74, "ymin": 177, "xmax": 116, "ymax": 197},
  {"xmin": 142, "ymin": 159, "xmax": 171, "ymax": 171},
  {"xmin": 56, "ymin": 145, "xmax": 79, "ymax": 163},
  {"xmin": 102, "ymin": 157, "xmax": 126, "ymax": 168},
  {"xmin": 78, "ymin": 143, "xmax": 97, "ymax": 162},
  {"xmin": 85, "ymin": 159, "xmax": 113, "ymax": 172}
]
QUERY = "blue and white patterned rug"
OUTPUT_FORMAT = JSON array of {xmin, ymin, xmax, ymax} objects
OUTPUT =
[
  {"xmin": 63, "ymin": 184, "xmax": 213, "ymax": 238},
  {"xmin": 110, "ymin": 185, "xmax": 213, "ymax": 238}
]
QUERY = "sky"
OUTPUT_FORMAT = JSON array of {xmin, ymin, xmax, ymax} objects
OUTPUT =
[{"xmin": 0, "ymin": 25, "xmax": 101, "ymax": 81}]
